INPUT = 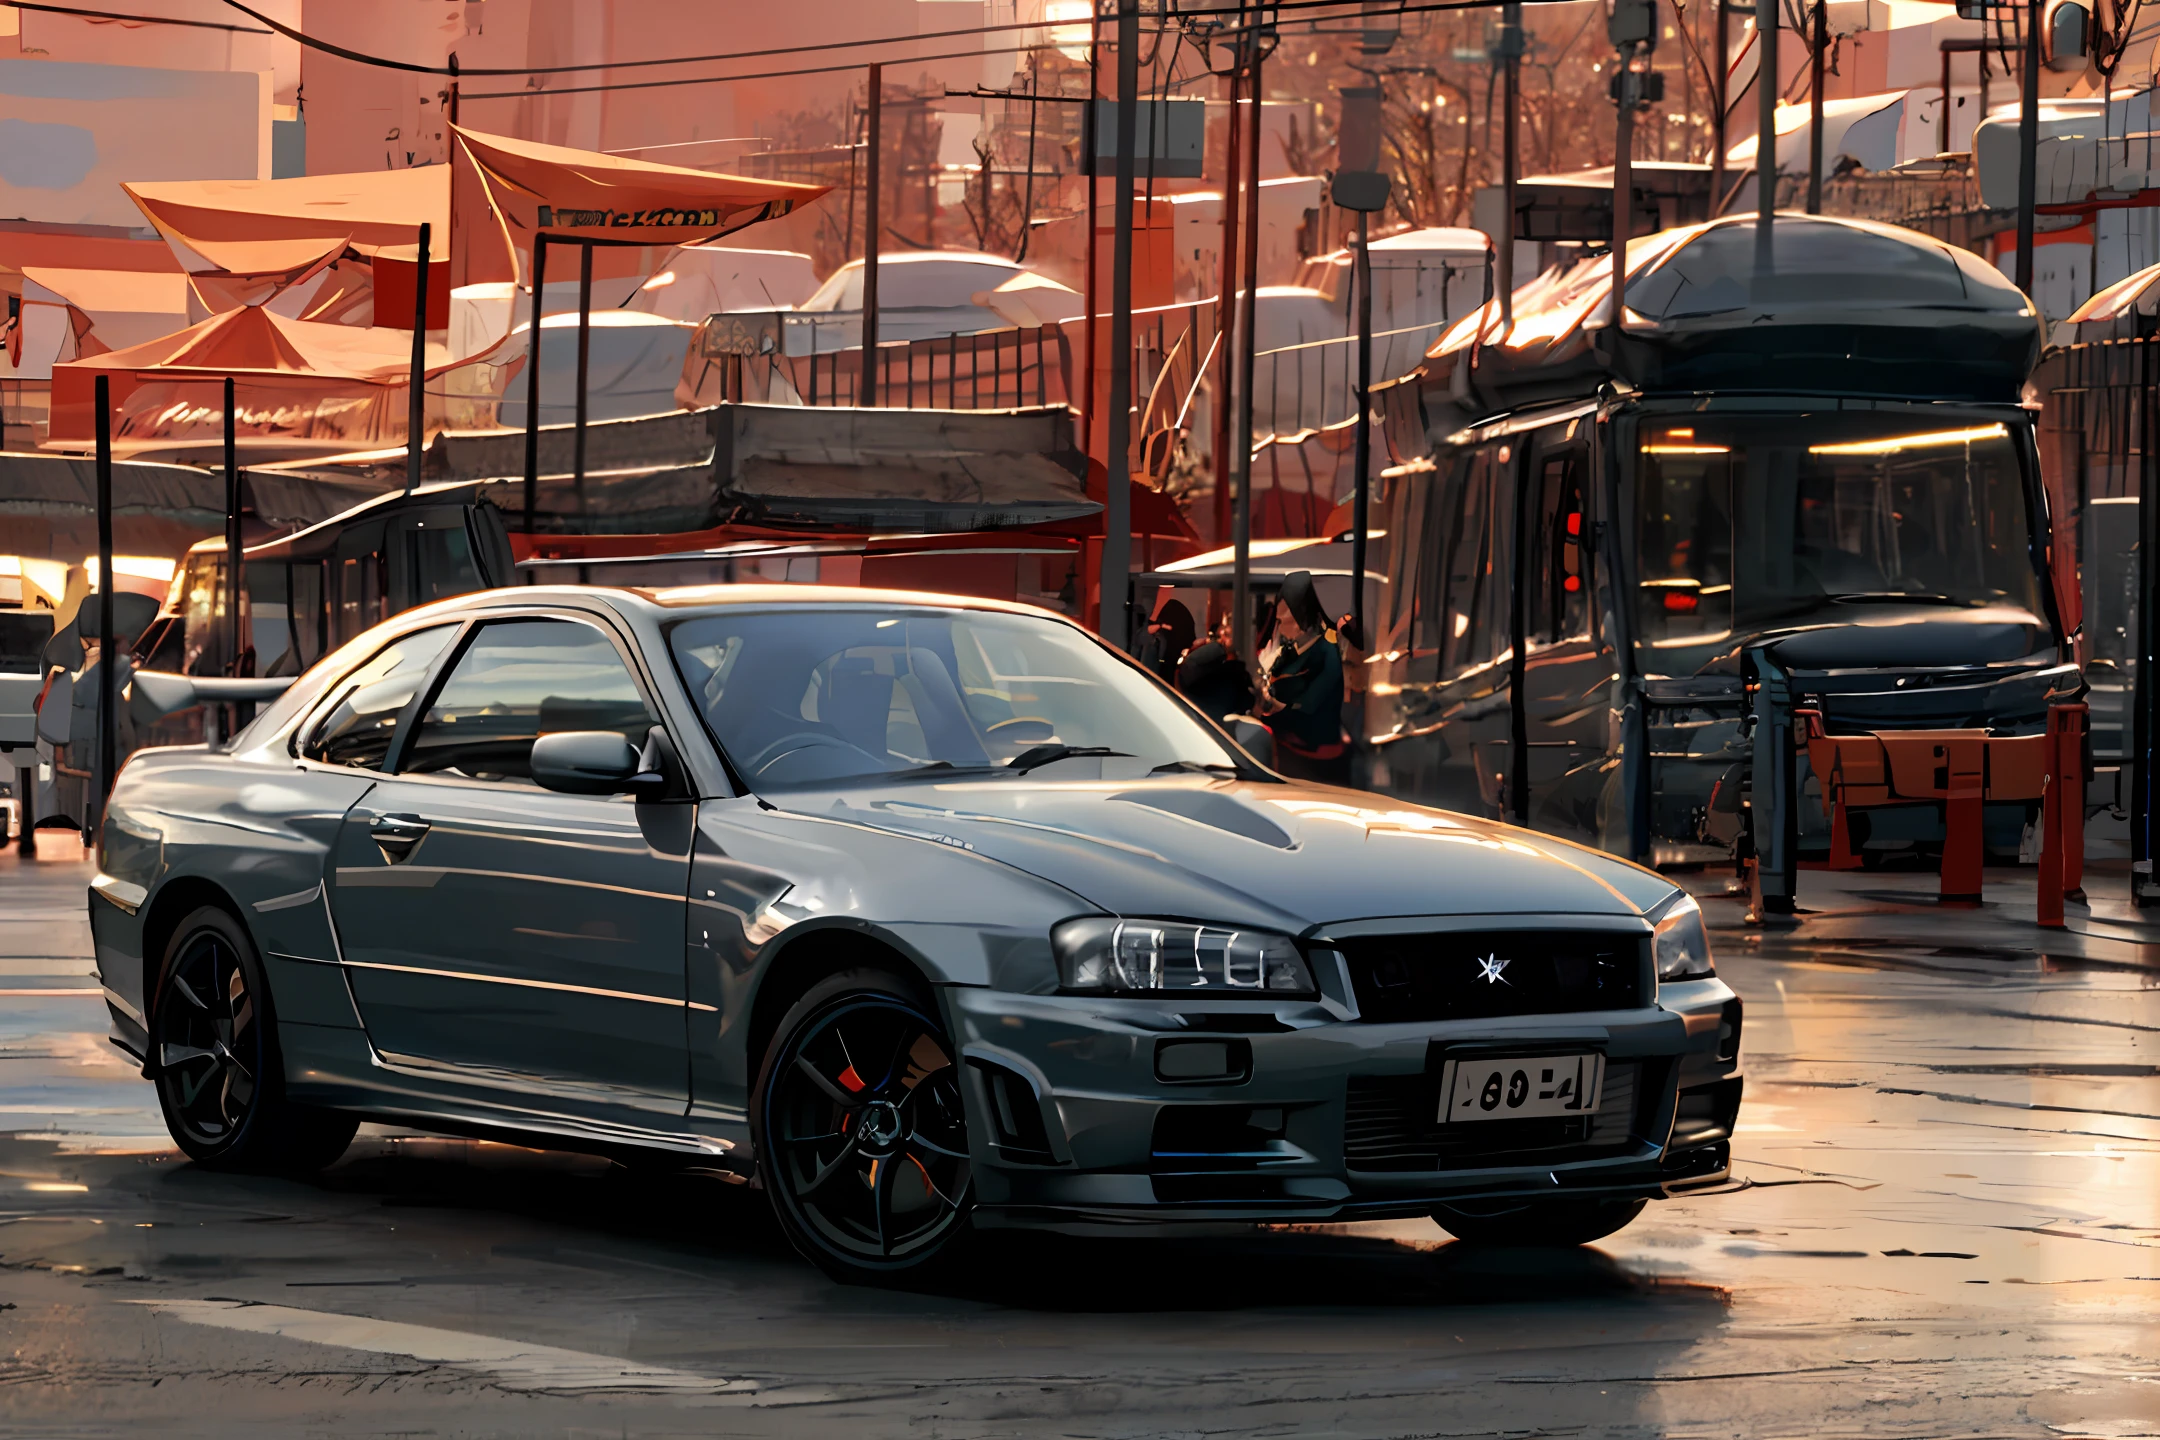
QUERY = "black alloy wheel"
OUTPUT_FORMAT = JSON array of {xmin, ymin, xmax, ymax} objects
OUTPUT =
[
  {"xmin": 151, "ymin": 906, "xmax": 357, "ymax": 1172},
  {"xmin": 753, "ymin": 970, "xmax": 973, "ymax": 1284},
  {"xmin": 1430, "ymin": 1195, "xmax": 1649, "ymax": 1248}
]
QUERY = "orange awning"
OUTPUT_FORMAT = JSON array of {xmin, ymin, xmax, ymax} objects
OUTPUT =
[
  {"xmin": 450, "ymin": 125, "xmax": 829, "ymax": 291},
  {"xmin": 123, "ymin": 168, "xmax": 448, "ymax": 266},
  {"xmin": 60, "ymin": 304, "xmax": 431, "ymax": 384},
  {"xmin": 0, "ymin": 233, "xmax": 178, "ymax": 285},
  {"xmin": 19, "ymin": 267, "xmax": 192, "ymax": 318},
  {"xmin": 48, "ymin": 305, "xmax": 454, "ymax": 452}
]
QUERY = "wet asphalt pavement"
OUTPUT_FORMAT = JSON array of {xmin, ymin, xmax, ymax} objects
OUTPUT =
[{"xmin": 2, "ymin": 834, "xmax": 2158, "ymax": 1439}]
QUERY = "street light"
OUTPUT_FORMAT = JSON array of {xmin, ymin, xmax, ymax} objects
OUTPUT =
[
  {"xmin": 1334, "ymin": 84, "xmax": 1390, "ymax": 654},
  {"xmin": 1607, "ymin": 0, "xmax": 1662, "ymax": 317}
]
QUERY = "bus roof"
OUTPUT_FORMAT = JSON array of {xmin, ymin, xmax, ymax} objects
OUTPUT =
[{"xmin": 1422, "ymin": 213, "xmax": 2043, "ymax": 429}]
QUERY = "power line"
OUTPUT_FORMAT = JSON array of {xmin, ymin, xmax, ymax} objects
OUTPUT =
[
  {"xmin": 461, "ymin": 43, "xmax": 1058, "ymax": 102},
  {"xmin": 214, "ymin": 0, "xmax": 1080, "ymax": 78},
  {"xmin": 209, "ymin": 0, "xmax": 1585, "ymax": 85},
  {"xmin": 463, "ymin": 1, "xmax": 1594, "ymax": 105},
  {"xmin": 2, "ymin": 1, "xmax": 268, "ymax": 35}
]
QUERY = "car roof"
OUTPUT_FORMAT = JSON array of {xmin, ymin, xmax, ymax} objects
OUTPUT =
[
  {"xmin": 432, "ymin": 582, "xmax": 1074, "ymax": 625},
  {"xmin": 629, "ymin": 582, "xmax": 1066, "ymax": 621}
]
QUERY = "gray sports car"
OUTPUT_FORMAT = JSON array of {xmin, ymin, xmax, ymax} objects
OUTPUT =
[{"xmin": 88, "ymin": 585, "xmax": 1742, "ymax": 1283}]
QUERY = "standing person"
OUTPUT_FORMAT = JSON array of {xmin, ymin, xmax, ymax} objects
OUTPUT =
[
  {"xmin": 1134, "ymin": 599, "xmax": 1196, "ymax": 686},
  {"xmin": 1255, "ymin": 571, "xmax": 1348, "ymax": 783},
  {"xmin": 1175, "ymin": 612, "xmax": 1255, "ymax": 725}
]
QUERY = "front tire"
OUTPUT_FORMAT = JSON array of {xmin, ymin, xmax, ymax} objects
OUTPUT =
[
  {"xmin": 151, "ymin": 905, "xmax": 357, "ymax": 1173},
  {"xmin": 751, "ymin": 969, "xmax": 973, "ymax": 1285},
  {"xmin": 1431, "ymin": 1196, "xmax": 1648, "ymax": 1247}
]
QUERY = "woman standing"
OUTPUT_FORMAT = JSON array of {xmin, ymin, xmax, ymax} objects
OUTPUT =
[{"xmin": 1255, "ymin": 571, "xmax": 1348, "ymax": 784}]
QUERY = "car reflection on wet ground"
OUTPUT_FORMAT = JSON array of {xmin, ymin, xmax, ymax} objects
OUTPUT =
[{"xmin": 1, "ymin": 834, "xmax": 2156, "ymax": 1438}]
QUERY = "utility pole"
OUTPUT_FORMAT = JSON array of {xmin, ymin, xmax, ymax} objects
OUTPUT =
[
  {"xmin": 1498, "ymin": 2, "xmax": 1522, "ymax": 330},
  {"xmin": 1103, "ymin": 0, "xmax": 1139, "ymax": 651},
  {"xmin": 93, "ymin": 372, "xmax": 114, "ymax": 836},
  {"xmin": 223, "ymin": 375, "xmax": 240, "ymax": 685},
  {"xmin": 1806, "ymin": 0, "xmax": 1826, "ymax": 212},
  {"xmin": 407, "ymin": 221, "xmax": 430, "ymax": 494},
  {"xmin": 1081, "ymin": 18, "xmax": 1100, "ymax": 486},
  {"xmin": 1211, "ymin": 63, "xmax": 1245, "ymax": 567},
  {"xmin": 1711, "ymin": 0, "xmax": 1729, "ymax": 205},
  {"xmin": 1231, "ymin": 25, "xmax": 1266, "ymax": 665},
  {"xmin": 1334, "ymin": 83, "xmax": 1389, "ymax": 651},
  {"xmin": 1756, "ymin": 0, "xmax": 1778, "ymax": 267},
  {"xmin": 862, "ymin": 63, "xmax": 883, "ymax": 404},
  {"xmin": 572, "ymin": 240, "xmax": 593, "ymax": 526},
  {"xmin": 521, "ymin": 233, "xmax": 548, "ymax": 557},
  {"xmin": 1609, "ymin": 0, "xmax": 1661, "ymax": 319},
  {"xmin": 2014, "ymin": 0, "xmax": 2040, "ymax": 294}
]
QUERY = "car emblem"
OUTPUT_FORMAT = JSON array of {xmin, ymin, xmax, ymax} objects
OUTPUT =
[{"xmin": 1475, "ymin": 953, "xmax": 1511, "ymax": 986}]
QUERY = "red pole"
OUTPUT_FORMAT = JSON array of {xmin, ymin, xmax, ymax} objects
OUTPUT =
[
  {"xmin": 2066, "ymin": 703, "xmax": 2087, "ymax": 899},
  {"xmin": 2040, "ymin": 701, "xmax": 2091, "ymax": 927},
  {"xmin": 1939, "ymin": 737, "xmax": 1986, "ymax": 904}
]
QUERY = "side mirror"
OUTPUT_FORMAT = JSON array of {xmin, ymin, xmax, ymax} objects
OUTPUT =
[
  {"xmin": 1225, "ymin": 714, "xmax": 1275, "ymax": 769},
  {"xmin": 531, "ymin": 731, "xmax": 649, "ymax": 795}
]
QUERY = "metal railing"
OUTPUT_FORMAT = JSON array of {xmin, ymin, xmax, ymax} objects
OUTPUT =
[{"xmin": 1249, "ymin": 318, "xmax": 1451, "ymax": 443}]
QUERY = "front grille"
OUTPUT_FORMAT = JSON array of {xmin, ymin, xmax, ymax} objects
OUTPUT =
[
  {"xmin": 1345, "ymin": 1059, "xmax": 1659, "ymax": 1172},
  {"xmin": 1337, "ymin": 930, "xmax": 1646, "ymax": 1023}
]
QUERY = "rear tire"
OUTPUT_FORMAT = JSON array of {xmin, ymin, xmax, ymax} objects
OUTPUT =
[
  {"xmin": 751, "ymin": 969, "xmax": 973, "ymax": 1286},
  {"xmin": 150, "ymin": 905, "xmax": 358, "ymax": 1173},
  {"xmin": 1431, "ymin": 1196, "xmax": 1648, "ymax": 1247}
]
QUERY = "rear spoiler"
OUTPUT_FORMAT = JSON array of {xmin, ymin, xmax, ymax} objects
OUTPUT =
[{"xmin": 131, "ymin": 672, "xmax": 296, "ymax": 716}]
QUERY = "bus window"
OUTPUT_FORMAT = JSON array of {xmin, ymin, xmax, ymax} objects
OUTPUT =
[
  {"xmin": 281, "ymin": 560, "xmax": 327, "ymax": 675},
  {"xmin": 1639, "ymin": 414, "xmax": 2036, "ymax": 649},
  {"xmin": 404, "ymin": 521, "xmax": 481, "ymax": 606},
  {"xmin": 1402, "ymin": 465, "xmax": 1449, "ymax": 684},
  {"xmin": 1527, "ymin": 449, "xmax": 1591, "ymax": 646},
  {"xmin": 1636, "ymin": 428, "xmax": 1736, "ymax": 644},
  {"xmin": 1435, "ymin": 445, "xmax": 1512, "ymax": 678},
  {"xmin": 0, "ymin": 612, "xmax": 51, "ymax": 676},
  {"xmin": 177, "ymin": 553, "xmax": 228, "ymax": 675},
  {"xmin": 337, "ymin": 551, "xmax": 386, "ymax": 646},
  {"xmin": 244, "ymin": 563, "xmax": 289, "ymax": 677}
]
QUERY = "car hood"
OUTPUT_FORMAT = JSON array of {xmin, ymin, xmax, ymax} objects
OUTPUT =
[{"xmin": 768, "ymin": 774, "xmax": 1676, "ymax": 933}]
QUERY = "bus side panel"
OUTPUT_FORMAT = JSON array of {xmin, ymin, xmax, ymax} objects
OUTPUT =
[{"xmin": 1366, "ymin": 444, "xmax": 1514, "ymax": 820}]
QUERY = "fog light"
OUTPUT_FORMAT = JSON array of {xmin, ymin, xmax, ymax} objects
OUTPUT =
[{"xmin": 1155, "ymin": 1037, "xmax": 1252, "ymax": 1084}]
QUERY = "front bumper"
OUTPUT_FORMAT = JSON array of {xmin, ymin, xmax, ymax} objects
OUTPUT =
[{"xmin": 946, "ymin": 978, "xmax": 1742, "ymax": 1230}]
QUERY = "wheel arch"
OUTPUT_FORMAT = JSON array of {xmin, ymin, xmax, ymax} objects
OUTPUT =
[
  {"xmin": 138, "ymin": 874, "xmax": 250, "ymax": 1005},
  {"xmin": 745, "ymin": 924, "xmax": 939, "ymax": 1085}
]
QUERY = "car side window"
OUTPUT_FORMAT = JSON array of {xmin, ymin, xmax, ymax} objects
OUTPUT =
[
  {"xmin": 400, "ymin": 617, "xmax": 655, "ymax": 785},
  {"xmin": 299, "ymin": 625, "xmax": 457, "ymax": 770}
]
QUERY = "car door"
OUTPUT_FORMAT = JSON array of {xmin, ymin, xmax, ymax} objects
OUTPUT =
[
  {"xmin": 1518, "ymin": 430, "xmax": 1617, "ymax": 843},
  {"xmin": 324, "ymin": 611, "xmax": 692, "ymax": 1116},
  {"xmin": 1418, "ymin": 443, "xmax": 1516, "ymax": 817}
]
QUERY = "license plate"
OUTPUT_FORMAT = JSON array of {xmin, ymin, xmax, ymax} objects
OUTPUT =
[{"xmin": 1440, "ymin": 1053, "xmax": 1604, "ymax": 1123}]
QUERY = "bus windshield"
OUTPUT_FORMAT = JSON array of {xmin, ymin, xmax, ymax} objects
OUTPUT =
[{"xmin": 1634, "ymin": 413, "xmax": 2040, "ymax": 648}]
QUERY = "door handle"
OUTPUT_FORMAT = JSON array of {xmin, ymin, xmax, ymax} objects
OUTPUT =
[{"xmin": 368, "ymin": 813, "xmax": 431, "ymax": 862}]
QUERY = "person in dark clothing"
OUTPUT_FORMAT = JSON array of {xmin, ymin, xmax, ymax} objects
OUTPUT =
[
  {"xmin": 1256, "ymin": 571, "xmax": 1348, "ymax": 783},
  {"xmin": 1174, "ymin": 615, "xmax": 1255, "ymax": 724},
  {"xmin": 1133, "ymin": 598, "xmax": 1196, "ymax": 685}
]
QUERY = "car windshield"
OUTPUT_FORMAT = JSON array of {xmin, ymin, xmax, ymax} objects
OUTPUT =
[
  {"xmin": 668, "ymin": 606, "xmax": 1246, "ymax": 790},
  {"xmin": 1634, "ymin": 412, "xmax": 2041, "ymax": 648}
]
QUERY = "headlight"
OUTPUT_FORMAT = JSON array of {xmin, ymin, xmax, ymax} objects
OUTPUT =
[
  {"xmin": 1052, "ymin": 916, "xmax": 1316, "ymax": 997},
  {"xmin": 1650, "ymin": 892, "xmax": 1716, "ymax": 981}
]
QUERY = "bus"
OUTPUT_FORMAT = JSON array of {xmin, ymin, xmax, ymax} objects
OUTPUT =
[{"xmin": 1364, "ymin": 213, "xmax": 2078, "ymax": 898}]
